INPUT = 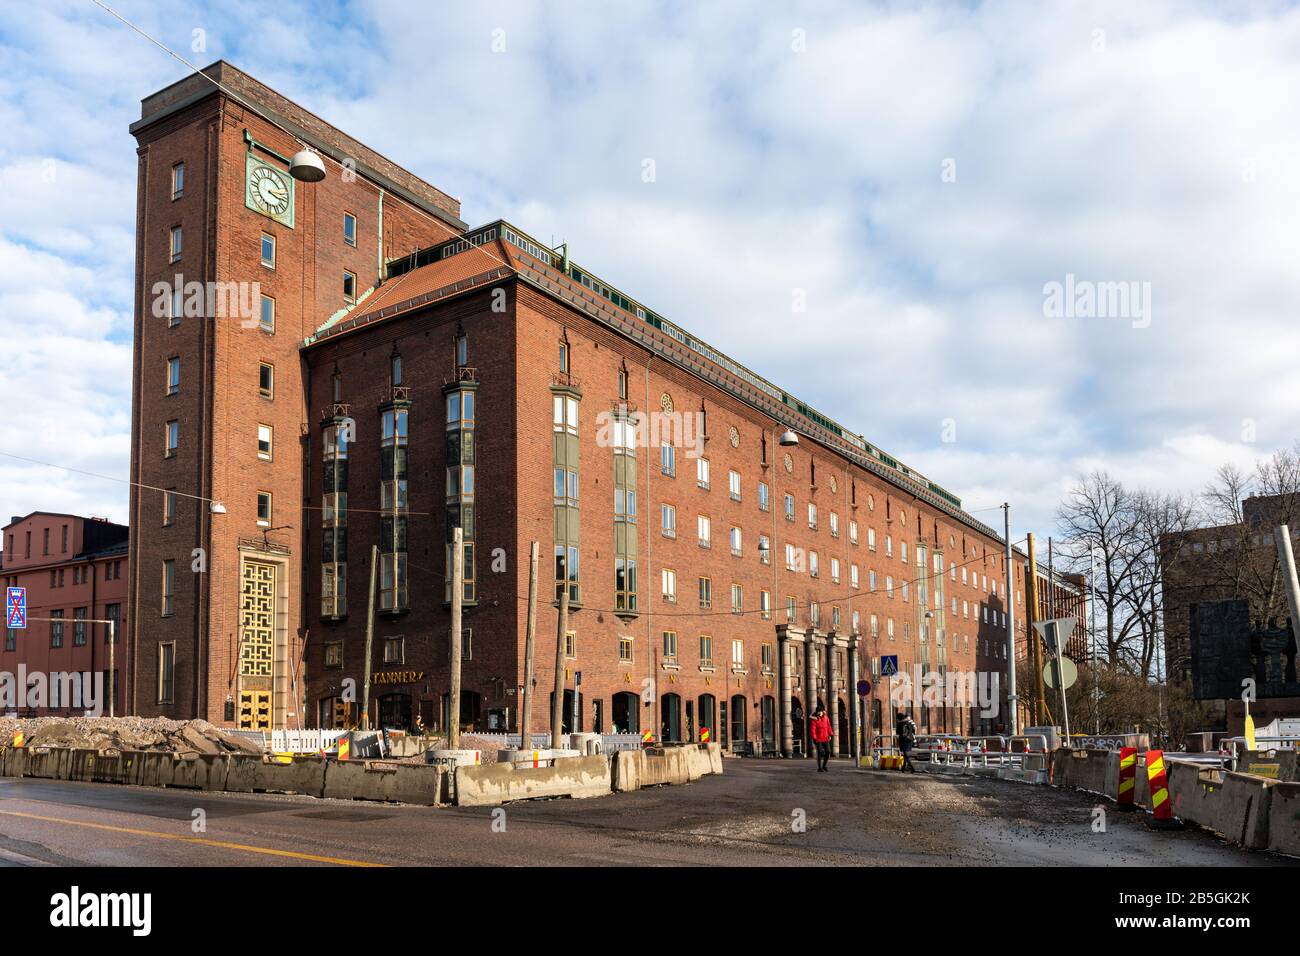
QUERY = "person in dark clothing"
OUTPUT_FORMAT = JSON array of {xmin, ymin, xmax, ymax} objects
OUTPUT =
[
  {"xmin": 895, "ymin": 711, "xmax": 918, "ymax": 773},
  {"xmin": 810, "ymin": 706, "xmax": 833, "ymax": 771}
]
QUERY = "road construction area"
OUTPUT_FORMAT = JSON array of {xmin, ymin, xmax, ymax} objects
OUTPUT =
[{"xmin": 0, "ymin": 759, "xmax": 1290, "ymax": 866}]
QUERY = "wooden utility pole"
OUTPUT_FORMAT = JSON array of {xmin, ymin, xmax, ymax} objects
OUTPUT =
[
  {"xmin": 449, "ymin": 527, "xmax": 464, "ymax": 749},
  {"xmin": 552, "ymin": 553, "xmax": 570, "ymax": 749},
  {"xmin": 1026, "ymin": 533, "xmax": 1043, "ymax": 726},
  {"xmin": 520, "ymin": 541, "xmax": 539, "ymax": 749},
  {"xmin": 362, "ymin": 544, "xmax": 378, "ymax": 729}
]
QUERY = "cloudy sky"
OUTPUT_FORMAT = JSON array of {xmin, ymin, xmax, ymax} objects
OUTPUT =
[{"xmin": 1, "ymin": 0, "xmax": 1298, "ymax": 541}]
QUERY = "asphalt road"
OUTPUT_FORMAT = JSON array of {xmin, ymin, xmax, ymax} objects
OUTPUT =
[{"xmin": 0, "ymin": 759, "xmax": 1291, "ymax": 867}]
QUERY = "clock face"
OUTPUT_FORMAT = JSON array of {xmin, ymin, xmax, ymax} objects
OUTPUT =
[{"xmin": 246, "ymin": 155, "xmax": 295, "ymax": 227}]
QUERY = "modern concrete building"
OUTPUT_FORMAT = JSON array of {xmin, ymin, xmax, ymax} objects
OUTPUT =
[{"xmin": 127, "ymin": 63, "xmax": 1022, "ymax": 754}]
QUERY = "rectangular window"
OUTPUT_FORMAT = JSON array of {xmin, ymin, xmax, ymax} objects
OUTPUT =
[
  {"xmin": 259, "ymin": 362, "xmax": 274, "ymax": 398},
  {"xmin": 660, "ymin": 442, "xmax": 675, "ymax": 477},
  {"xmin": 731, "ymin": 584, "xmax": 743, "ymax": 614},
  {"xmin": 698, "ymin": 576, "xmax": 711, "ymax": 610},
  {"xmin": 165, "ymin": 420, "xmax": 179, "ymax": 457},
  {"xmin": 344, "ymin": 212, "xmax": 357, "ymax": 247},
  {"xmin": 851, "ymin": 564, "xmax": 859, "ymax": 589},
  {"xmin": 50, "ymin": 609, "xmax": 64, "ymax": 648},
  {"xmin": 759, "ymin": 534, "xmax": 771, "ymax": 565},
  {"xmin": 260, "ymin": 233, "xmax": 275, "ymax": 268},
  {"xmin": 661, "ymin": 568, "xmax": 677, "ymax": 602},
  {"xmin": 166, "ymin": 356, "xmax": 180, "ymax": 395},
  {"xmin": 158, "ymin": 642, "xmax": 175, "ymax": 703},
  {"xmin": 731, "ymin": 639, "xmax": 745, "ymax": 668},
  {"xmin": 784, "ymin": 494, "xmax": 795, "ymax": 520},
  {"xmin": 786, "ymin": 595, "xmax": 796, "ymax": 623},
  {"xmin": 105, "ymin": 603, "xmax": 121, "ymax": 644},
  {"xmin": 324, "ymin": 641, "xmax": 343, "ymax": 668},
  {"xmin": 850, "ymin": 520, "xmax": 858, "ymax": 544},
  {"xmin": 830, "ymin": 512, "xmax": 839, "ymax": 538},
  {"xmin": 169, "ymin": 286, "xmax": 182, "ymax": 327},
  {"xmin": 260, "ymin": 294, "xmax": 275, "ymax": 332},
  {"xmin": 383, "ymin": 635, "xmax": 404, "ymax": 664},
  {"xmin": 73, "ymin": 607, "xmax": 87, "ymax": 646},
  {"xmin": 762, "ymin": 643, "xmax": 773, "ymax": 671},
  {"xmin": 619, "ymin": 636, "xmax": 634, "ymax": 663},
  {"xmin": 258, "ymin": 424, "xmax": 273, "ymax": 460},
  {"xmin": 171, "ymin": 163, "xmax": 184, "ymax": 200},
  {"xmin": 161, "ymin": 559, "xmax": 175, "ymax": 616},
  {"xmin": 696, "ymin": 457, "xmax": 710, "ymax": 489},
  {"xmin": 257, "ymin": 491, "xmax": 272, "ymax": 526},
  {"xmin": 697, "ymin": 514, "xmax": 711, "ymax": 548},
  {"xmin": 169, "ymin": 225, "xmax": 182, "ymax": 263},
  {"xmin": 661, "ymin": 503, "xmax": 676, "ymax": 538},
  {"xmin": 809, "ymin": 551, "xmax": 819, "ymax": 578},
  {"xmin": 868, "ymin": 528, "xmax": 876, "ymax": 551},
  {"xmin": 699, "ymin": 635, "xmax": 713, "ymax": 667},
  {"xmin": 808, "ymin": 503, "xmax": 817, "ymax": 529},
  {"xmin": 565, "ymin": 631, "xmax": 576, "ymax": 659},
  {"xmin": 343, "ymin": 270, "xmax": 356, "ymax": 303},
  {"xmin": 728, "ymin": 470, "xmax": 741, "ymax": 501},
  {"xmin": 729, "ymin": 526, "xmax": 742, "ymax": 556},
  {"xmin": 662, "ymin": 631, "xmax": 677, "ymax": 663},
  {"xmin": 871, "ymin": 614, "xmax": 879, "ymax": 637},
  {"xmin": 162, "ymin": 490, "xmax": 176, "ymax": 527},
  {"xmin": 758, "ymin": 481, "xmax": 770, "ymax": 512},
  {"xmin": 760, "ymin": 589, "xmax": 771, "ymax": 620}
]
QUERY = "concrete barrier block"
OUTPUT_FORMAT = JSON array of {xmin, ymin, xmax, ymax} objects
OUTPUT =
[
  {"xmin": 67, "ymin": 749, "xmax": 134, "ymax": 784},
  {"xmin": 226, "ymin": 754, "xmax": 327, "ymax": 797},
  {"xmin": 167, "ymin": 754, "xmax": 230, "ymax": 791},
  {"xmin": 640, "ymin": 748, "xmax": 691, "ymax": 787},
  {"xmin": 707, "ymin": 743, "xmax": 723, "ymax": 774},
  {"xmin": 1267, "ymin": 782, "xmax": 1300, "ymax": 856},
  {"xmin": 24, "ymin": 747, "xmax": 68, "ymax": 780},
  {"xmin": 322, "ymin": 760, "xmax": 444, "ymax": 805},
  {"xmin": 455, "ymin": 754, "xmax": 612, "ymax": 806},
  {"xmin": 1215, "ymin": 771, "xmax": 1275, "ymax": 849},
  {"xmin": 612, "ymin": 749, "xmax": 643, "ymax": 792},
  {"xmin": 135, "ymin": 751, "xmax": 173, "ymax": 787},
  {"xmin": 1102, "ymin": 751, "xmax": 1120, "ymax": 799}
]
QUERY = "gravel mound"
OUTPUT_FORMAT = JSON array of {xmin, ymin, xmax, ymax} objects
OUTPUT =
[{"xmin": 0, "ymin": 716, "xmax": 264, "ymax": 756}]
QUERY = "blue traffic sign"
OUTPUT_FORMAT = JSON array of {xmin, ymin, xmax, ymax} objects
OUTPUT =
[
  {"xmin": 880, "ymin": 655, "xmax": 898, "ymax": 677},
  {"xmin": 6, "ymin": 587, "xmax": 26, "ymax": 629}
]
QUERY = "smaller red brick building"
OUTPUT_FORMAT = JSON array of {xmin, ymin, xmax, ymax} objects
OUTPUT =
[{"xmin": 1, "ymin": 512, "xmax": 129, "ymax": 715}]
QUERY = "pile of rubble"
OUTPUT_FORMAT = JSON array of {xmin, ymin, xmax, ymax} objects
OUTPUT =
[{"xmin": 0, "ymin": 716, "xmax": 264, "ymax": 756}]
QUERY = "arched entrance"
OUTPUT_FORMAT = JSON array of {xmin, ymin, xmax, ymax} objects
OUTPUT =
[
  {"xmin": 549, "ymin": 690, "xmax": 584, "ymax": 734},
  {"xmin": 661, "ymin": 693, "xmax": 682, "ymax": 742},
  {"xmin": 440, "ymin": 690, "xmax": 481, "ymax": 734},
  {"xmin": 697, "ymin": 694, "xmax": 716, "ymax": 743},
  {"xmin": 611, "ymin": 691, "xmax": 640, "ymax": 734},
  {"xmin": 761, "ymin": 696, "xmax": 776, "ymax": 754},
  {"xmin": 729, "ymin": 694, "xmax": 747, "ymax": 748}
]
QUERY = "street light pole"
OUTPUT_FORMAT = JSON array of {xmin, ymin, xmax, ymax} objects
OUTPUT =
[
  {"xmin": 552, "ymin": 553, "xmax": 571, "ymax": 749},
  {"xmin": 449, "ymin": 527, "xmax": 464, "ymax": 749},
  {"xmin": 1002, "ymin": 504, "xmax": 1017, "ymax": 736}
]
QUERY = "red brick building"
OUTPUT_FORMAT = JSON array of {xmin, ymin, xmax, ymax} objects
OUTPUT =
[
  {"xmin": 1, "ymin": 513, "xmax": 128, "ymax": 715},
  {"xmin": 128, "ymin": 63, "xmax": 1022, "ymax": 753}
]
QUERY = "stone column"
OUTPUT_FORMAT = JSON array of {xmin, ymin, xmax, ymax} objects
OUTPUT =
[
  {"xmin": 825, "ymin": 630, "xmax": 838, "ymax": 758},
  {"xmin": 848, "ymin": 639, "xmax": 861, "ymax": 761},
  {"xmin": 803, "ymin": 631, "xmax": 816, "ymax": 758},
  {"xmin": 777, "ymin": 626, "xmax": 795, "ymax": 758}
]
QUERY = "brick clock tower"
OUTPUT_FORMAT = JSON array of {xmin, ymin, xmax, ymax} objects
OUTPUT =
[{"xmin": 127, "ymin": 62, "xmax": 465, "ymax": 727}]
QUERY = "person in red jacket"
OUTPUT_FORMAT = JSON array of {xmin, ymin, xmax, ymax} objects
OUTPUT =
[{"xmin": 810, "ymin": 706, "xmax": 833, "ymax": 771}]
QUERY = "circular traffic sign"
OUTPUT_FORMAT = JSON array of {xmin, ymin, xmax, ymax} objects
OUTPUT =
[
  {"xmin": 857, "ymin": 679, "xmax": 872, "ymax": 696},
  {"xmin": 1043, "ymin": 657, "xmax": 1078, "ymax": 690}
]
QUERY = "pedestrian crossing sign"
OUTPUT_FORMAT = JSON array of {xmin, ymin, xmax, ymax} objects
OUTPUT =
[{"xmin": 880, "ymin": 655, "xmax": 898, "ymax": 676}]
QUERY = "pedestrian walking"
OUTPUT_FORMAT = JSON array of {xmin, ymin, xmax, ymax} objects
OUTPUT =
[
  {"xmin": 810, "ymin": 706, "xmax": 833, "ymax": 771},
  {"xmin": 895, "ymin": 711, "xmax": 918, "ymax": 773}
]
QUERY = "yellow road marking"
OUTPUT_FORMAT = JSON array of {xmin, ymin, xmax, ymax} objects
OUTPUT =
[{"xmin": 0, "ymin": 810, "xmax": 385, "ymax": 867}]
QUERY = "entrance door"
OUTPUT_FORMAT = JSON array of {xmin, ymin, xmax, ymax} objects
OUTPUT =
[
  {"xmin": 697, "ymin": 694, "xmax": 716, "ymax": 743},
  {"xmin": 761, "ymin": 696, "xmax": 776, "ymax": 753},
  {"xmin": 611, "ymin": 692, "xmax": 639, "ymax": 734},
  {"xmin": 837, "ymin": 698, "xmax": 849, "ymax": 755},
  {"xmin": 379, "ymin": 693, "xmax": 412, "ymax": 730},
  {"xmin": 791, "ymin": 696, "xmax": 805, "ymax": 755},
  {"xmin": 730, "ymin": 694, "xmax": 747, "ymax": 747},
  {"xmin": 719, "ymin": 700, "xmax": 729, "ymax": 749},
  {"xmin": 661, "ymin": 693, "xmax": 682, "ymax": 742}
]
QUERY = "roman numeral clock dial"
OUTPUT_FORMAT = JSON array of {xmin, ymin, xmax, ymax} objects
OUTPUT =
[{"xmin": 245, "ymin": 154, "xmax": 295, "ymax": 227}]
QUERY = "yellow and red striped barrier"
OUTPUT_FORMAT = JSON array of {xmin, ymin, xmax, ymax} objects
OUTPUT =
[{"xmin": 1117, "ymin": 746, "xmax": 1137, "ymax": 810}]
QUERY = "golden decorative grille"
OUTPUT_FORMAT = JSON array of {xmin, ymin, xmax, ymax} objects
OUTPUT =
[{"xmin": 239, "ymin": 560, "xmax": 275, "ymax": 678}]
